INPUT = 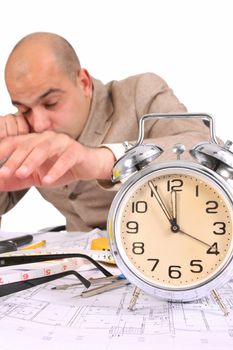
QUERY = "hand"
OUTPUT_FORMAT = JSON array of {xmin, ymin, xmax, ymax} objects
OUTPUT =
[
  {"xmin": 0, "ymin": 131, "xmax": 115, "ymax": 191},
  {"xmin": 148, "ymin": 181, "xmax": 211, "ymax": 247},
  {"xmin": 148, "ymin": 180, "xmax": 172, "ymax": 223},
  {"xmin": 169, "ymin": 189, "xmax": 211, "ymax": 246},
  {"xmin": 171, "ymin": 190, "xmax": 177, "ymax": 224},
  {"xmin": 0, "ymin": 113, "xmax": 30, "ymax": 140},
  {"xmin": 148, "ymin": 181, "xmax": 178, "ymax": 231},
  {"xmin": 178, "ymin": 229, "xmax": 211, "ymax": 248},
  {"xmin": 170, "ymin": 190, "xmax": 179, "ymax": 232}
]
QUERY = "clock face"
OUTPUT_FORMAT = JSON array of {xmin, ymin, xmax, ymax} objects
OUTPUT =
[{"xmin": 112, "ymin": 164, "xmax": 233, "ymax": 294}]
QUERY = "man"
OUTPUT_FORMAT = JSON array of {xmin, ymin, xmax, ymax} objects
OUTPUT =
[{"xmin": 0, "ymin": 32, "xmax": 209, "ymax": 231}]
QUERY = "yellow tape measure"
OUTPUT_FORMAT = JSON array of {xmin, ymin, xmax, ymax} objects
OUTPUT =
[{"xmin": 90, "ymin": 237, "xmax": 115, "ymax": 265}]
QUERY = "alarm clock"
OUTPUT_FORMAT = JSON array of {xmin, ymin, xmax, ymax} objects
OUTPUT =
[{"xmin": 107, "ymin": 113, "xmax": 233, "ymax": 303}]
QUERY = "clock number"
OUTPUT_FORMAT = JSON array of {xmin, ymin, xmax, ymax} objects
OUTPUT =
[
  {"xmin": 190, "ymin": 260, "xmax": 203, "ymax": 273},
  {"xmin": 206, "ymin": 201, "xmax": 218, "ymax": 213},
  {"xmin": 213, "ymin": 222, "xmax": 226, "ymax": 235},
  {"xmin": 132, "ymin": 242, "xmax": 144, "ymax": 255},
  {"xmin": 206, "ymin": 242, "xmax": 220, "ymax": 255},
  {"xmin": 147, "ymin": 258, "xmax": 159, "ymax": 271},
  {"xmin": 168, "ymin": 265, "xmax": 181, "ymax": 279},
  {"xmin": 167, "ymin": 179, "xmax": 183, "ymax": 192},
  {"xmin": 126, "ymin": 221, "xmax": 139, "ymax": 233},
  {"xmin": 195, "ymin": 185, "xmax": 199, "ymax": 197},
  {"xmin": 132, "ymin": 201, "xmax": 148, "ymax": 213}
]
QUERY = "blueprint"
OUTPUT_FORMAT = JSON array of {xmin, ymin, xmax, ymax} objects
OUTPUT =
[
  {"xmin": 0, "ymin": 273, "xmax": 233, "ymax": 350},
  {"xmin": 0, "ymin": 230, "xmax": 233, "ymax": 349}
]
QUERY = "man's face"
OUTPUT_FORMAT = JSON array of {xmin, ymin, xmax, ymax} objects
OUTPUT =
[{"xmin": 5, "ymin": 53, "xmax": 92, "ymax": 139}]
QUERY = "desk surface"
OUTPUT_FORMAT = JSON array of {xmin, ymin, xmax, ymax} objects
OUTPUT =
[{"xmin": 0, "ymin": 229, "xmax": 233, "ymax": 350}]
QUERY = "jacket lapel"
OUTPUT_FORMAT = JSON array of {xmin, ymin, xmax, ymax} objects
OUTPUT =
[{"xmin": 78, "ymin": 78, "xmax": 113, "ymax": 147}]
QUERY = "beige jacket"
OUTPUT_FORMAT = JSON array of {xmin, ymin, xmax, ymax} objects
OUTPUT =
[{"xmin": 0, "ymin": 73, "xmax": 209, "ymax": 231}]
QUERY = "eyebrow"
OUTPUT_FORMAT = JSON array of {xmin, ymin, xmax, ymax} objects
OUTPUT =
[{"xmin": 12, "ymin": 88, "xmax": 65, "ymax": 107}]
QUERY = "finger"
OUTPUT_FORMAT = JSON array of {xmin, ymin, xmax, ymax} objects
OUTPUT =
[
  {"xmin": 0, "ymin": 136, "xmax": 19, "ymax": 170},
  {"xmin": 1, "ymin": 136, "xmax": 53, "ymax": 177},
  {"xmin": 0, "ymin": 146, "xmax": 34, "ymax": 178},
  {"xmin": 4, "ymin": 115, "xmax": 19, "ymax": 136},
  {"xmin": 0, "ymin": 173, "xmax": 35, "ymax": 191},
  {"xmin": 42, "ymin": 143, "xmax": 80, "ymax": 184},
  {"xmin": 15, "ymin": 133, "xmax": 72, "ymax": 178},
  {"xmin": 0, "ymin": 130, "xmax": 55, "ymax": 159},
  {"xmin": 15, "ymin": 139, "xmax": 55, "ymax": 178},
  {"xmin": 0, "ymin": 119, "xmax": 8, "ymax": 139},
  {"xmin": 0, "ymin": 134, "xmax": 39, "ymax": 177},
  {"xmin": 0, "ymin": 134, "xmax": 34, "ymax": 158},
  {"xmin": 15, "ymin": 115, "xmax": 30, "ymax": 134}
]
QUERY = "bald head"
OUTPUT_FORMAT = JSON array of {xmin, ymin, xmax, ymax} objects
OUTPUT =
[{"xmin": 5, "ymin": 32, "xmax": 81, "ymax": 85}]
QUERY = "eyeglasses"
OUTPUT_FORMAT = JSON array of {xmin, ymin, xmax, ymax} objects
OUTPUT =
[{"xmin": 0, "ymin": 253, "xmax": 113, "ymax": 297}]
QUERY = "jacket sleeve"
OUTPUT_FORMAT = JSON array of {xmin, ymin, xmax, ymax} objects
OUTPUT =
[
  {"xmin": 103, "ymin": 72, "xmax": 211, "ymax": 163},
  {"xmin": 98, "ymin": 73, "xmax": 212, "ymax": 189},
  {"xmin": 0, "ymin": 189, "xmax": 28, "ymax": 217},
  {"xmin": 134, "ymin": 72, "xmax": 210, "ymax": 161}
]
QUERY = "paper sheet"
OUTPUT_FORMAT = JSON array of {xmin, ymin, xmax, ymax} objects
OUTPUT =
[
  {"xmin": 0, "ymin": 230, "xmax": 233, "ymax": 349},
  {"xmin": 0, "ymin": 229, "xmax": 114, "ymax": 284}
]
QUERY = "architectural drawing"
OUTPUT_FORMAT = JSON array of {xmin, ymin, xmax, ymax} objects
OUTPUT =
[{"xmin": 0, "ymin": 274, "xmax": 232, "ymax": 350}]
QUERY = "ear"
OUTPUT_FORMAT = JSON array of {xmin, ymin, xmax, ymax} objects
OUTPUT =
[{"xmin": 77, "ymin": 68, "xmax": 92, "ymax": 97}]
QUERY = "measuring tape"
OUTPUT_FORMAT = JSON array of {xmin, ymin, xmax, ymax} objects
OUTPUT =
[{"xmin": 0, "ymin": 248, "xmax": 115, "ymax": 286}]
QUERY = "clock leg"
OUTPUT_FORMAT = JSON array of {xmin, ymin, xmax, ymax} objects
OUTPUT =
[
  {"xmin": 211, "ymin": 289, "xmax": 229, "ymax": 316},
  {"xmin": 128, "ymin": 287, "xmax": 141, "ymax": 310}
]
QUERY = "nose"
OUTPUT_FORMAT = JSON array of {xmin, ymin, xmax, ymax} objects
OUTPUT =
[{"xmin": 30, "ymin": 107, "xmax": 52, "ymax": 132}]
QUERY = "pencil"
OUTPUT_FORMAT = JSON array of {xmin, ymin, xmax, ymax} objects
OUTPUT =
[{"xmin": 21, "ymin": 240, "xmax": 46, "ymax": 250}]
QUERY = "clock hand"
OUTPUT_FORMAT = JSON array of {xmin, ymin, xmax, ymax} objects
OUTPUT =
[
  {"xmin": 178, "ymin": 228, "xmax": 211, "ymax": 248},
  {"xmin": 171, "ymin": 190, "xmax": 177, "ymax": 223},
  {"xmin": 148, "ymin": 181, "xmax": 179, "ymax": 231},
  {"xmin": 170, "ymin": 190, "xmax": 179, "ymax": 232},
  {"xmin": 148, "ymin": 180, "xmax": 172, "ymax": 222},
  {"xmin": 148, "ymin": 181, "xmax": 211, "ymax": 248},
  {"xmin": 171, "ymin": 191, "xmax": 211, "ymax": 247}
]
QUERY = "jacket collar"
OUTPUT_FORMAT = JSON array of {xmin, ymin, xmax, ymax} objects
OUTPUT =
[{"xmin": 78, "ymin": 77, "xmax": 113, "ymax": 147}]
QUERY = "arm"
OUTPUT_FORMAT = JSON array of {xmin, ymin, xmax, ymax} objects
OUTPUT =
[
  {"xmin": 0, "ymin": 73, "xmax": 210, "ymax": 192},
  {"xmin": 0, "ymin": 113, "xmax": 31, "ymax": 215},
  {"xmin": 134, "ymin": 73, "xmax": 210, "ymax": 159},
  {"xmin": 0, "ymin": 131, "xmax": 116, "ymax": 191},
  {"xmin": 102, "ymin": 73, "xmax": 210, "ymax": 171},
  {"xmin": 98, "ymin": 73, "xmax": 211, "ymax": 189}
]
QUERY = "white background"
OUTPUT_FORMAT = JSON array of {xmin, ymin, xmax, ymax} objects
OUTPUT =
[{"xmin": 0, "ymin": 0, "xmax": 233, "ymax": 232}]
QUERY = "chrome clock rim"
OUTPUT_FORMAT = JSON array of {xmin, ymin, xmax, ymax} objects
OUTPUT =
[{"xmin": 108, "ymin": 160, "xmax": 233, "ymax": 301}]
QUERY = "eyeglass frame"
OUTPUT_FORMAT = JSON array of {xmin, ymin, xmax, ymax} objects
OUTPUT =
[{"xmin": 0, "ymin": 253, "xmax": 113, "ymax": 297}]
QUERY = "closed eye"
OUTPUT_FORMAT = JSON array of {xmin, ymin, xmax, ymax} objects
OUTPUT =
[
  {"xmin": 45, "ymin": 102, "xmax": 57, "ymax": 107},
  {"xmin": 21, "ymin": 108, "xmax": 31, "ymax": 116},
  {"xmin": 44, "ymin": 102, "xmax": 58, "ymax": 109}
]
